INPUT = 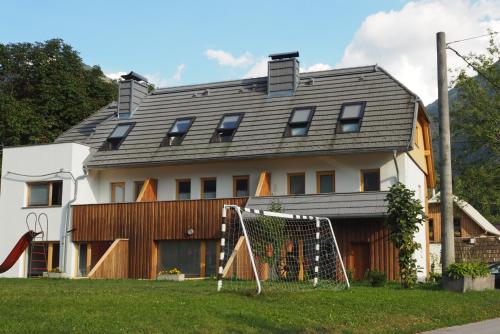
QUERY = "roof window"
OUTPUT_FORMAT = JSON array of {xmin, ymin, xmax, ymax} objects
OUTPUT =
[
  {"xmin": 337, "ymin": 102, "xmax": 366, "ymax": 133},
  {"xmin": 100, "ymin": 123, "xmax": 134, "ymax": 151},
  {"xmin": 210, "ymin": 113, "xmax": 243, "ymax": 143},
  {"xmin": 284, "ymin": 107, "xmax": 315, "ymax": 137},
  {"xmin": 161, "ymin": 117, "xmax": 195, "ymax": 146}
]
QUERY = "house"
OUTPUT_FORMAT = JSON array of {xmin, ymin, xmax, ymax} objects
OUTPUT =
[
  {"xmin": 0, "ymin": 52, "xmax": 436, "ymax": 281},
  {"xmin": 428, "ymin": 193, "xmax": 500, "ymax": 273}
]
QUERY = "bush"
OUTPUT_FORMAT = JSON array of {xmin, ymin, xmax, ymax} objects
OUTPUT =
[
  {"xmin": 426, "ymin": 272, "xmax": 442, "ymax": 284},
  {"xmin": 445, "ymin": 262, "xmax": 489, "ymax": 280},
  {"xmin": 366, "ymin": 270, "xmax": 387, "ymax": 287}
]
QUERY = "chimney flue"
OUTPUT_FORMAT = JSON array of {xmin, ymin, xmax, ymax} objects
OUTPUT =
[
  {"xmin": 117, "ymin": 71, "xmax": 148, "ymax": 119},
  {"xmin": 267, "ymin": 51, "xmax": 300, "ymax": 97}
]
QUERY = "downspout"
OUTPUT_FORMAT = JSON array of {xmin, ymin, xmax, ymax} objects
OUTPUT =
[{"xmin": 393, "ymin": 150, "xmax": 400, "ymax": 183}]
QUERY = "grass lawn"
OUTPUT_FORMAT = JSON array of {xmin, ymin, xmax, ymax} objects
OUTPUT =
[{"xmin": 0, "ymin": 279, "xmax": 499, "ymax": 333}]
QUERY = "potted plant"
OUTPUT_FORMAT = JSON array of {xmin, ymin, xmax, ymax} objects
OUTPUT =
[
  {"xmin": 43, "ymin": 267, "xmax": 64, "ymax": 278},
  {"xmin": 442, "ymin": 262, "xmax": 494, "ymax": 292},
  {"xmin": 157, "ymin": 268, "xmax": 185, "ymax": 281}
]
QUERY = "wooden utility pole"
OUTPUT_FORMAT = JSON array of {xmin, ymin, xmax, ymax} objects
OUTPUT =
[{"xmin": 436, "ymin": 31, "xmax": 455, "ymax": 269}]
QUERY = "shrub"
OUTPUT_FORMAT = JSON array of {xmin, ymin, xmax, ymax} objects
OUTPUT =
[
  {"xmin": 366, "ymin": 270, "xmax": 387, "ymax": 287},
  {"xmin": 426, "ymin": 272, "xmax": 442, "ymax": 284},
  {"xmin": 445, "ymin": 262, "xmax": 489, "ymax": 280},
  {"xmin": 49, "ymin": 267, "xmax": 61, "ymax": 273}
]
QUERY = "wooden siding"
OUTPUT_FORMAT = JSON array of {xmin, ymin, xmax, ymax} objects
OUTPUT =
[
  {"xmin": 332, "ymin": 219, "xmax": 399, "ymax": 281},
  {"xmin": 428, "ymin": 203, "xmax": 487, "ymax": 243},
  {"xmin": 72, "ymin": 198, "xmax": 247, "ymax": 279},
  {"xmin": 88, "ymin": 239, "xmax": 129, "ymax": 279}
]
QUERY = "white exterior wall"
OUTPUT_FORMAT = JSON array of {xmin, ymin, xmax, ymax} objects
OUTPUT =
[{"xmin": 0, "ymin": 143, "xmax": 93, "ymax": 277}]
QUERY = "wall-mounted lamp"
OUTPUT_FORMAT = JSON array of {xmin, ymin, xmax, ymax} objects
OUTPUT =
[{"xmin": 186, "ymin": 228, "xmax": 194, "ymax": 236}]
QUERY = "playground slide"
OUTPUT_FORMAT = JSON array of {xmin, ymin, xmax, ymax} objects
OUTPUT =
[{"xmin": 0, "ymin": 231, "xmax": 38, "ymax": 274}]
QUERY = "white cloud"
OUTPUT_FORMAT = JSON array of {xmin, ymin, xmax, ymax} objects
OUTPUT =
[
  {"xmin": 301, "ymin": 63, "xmax": 333, "ymax": 72},
  {"xmin": 205, "ymin": 49, "xmax": 254, "ymax": 67},
  {"xmin": 105, "ymin": 71, "xmax": 127, "ymax": 80},
  {"xmin": 172, "ymin": 64, "xmax": 185, "ymax": 81},
  {"xmin": 243, "ymin": 59, "xmax": 268, "ymax": 78},
  {"xmin": 336, "ymin": 0, "xmax": 500, "ymax": 104},
  {"xmin": 106, "ymin": 64, "xmax": 186, "ymax": 88}
]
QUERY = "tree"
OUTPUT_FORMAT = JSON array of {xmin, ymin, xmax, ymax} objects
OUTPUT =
[
  {"xmin": 385, "ymin": 182, "xmax": 426, "ymax": 288},
  {"xmin": 0, "ymin": 39, "xmax": 117, "ymax": 172},
  {"xmin": 450, "ymin": 34, "xmax": 499, "ymax": 224}
]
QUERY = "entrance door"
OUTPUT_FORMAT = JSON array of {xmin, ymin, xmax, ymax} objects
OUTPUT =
[{"xmin": 349, "ymin": 242, "xmax": 370, "ymax": 280}]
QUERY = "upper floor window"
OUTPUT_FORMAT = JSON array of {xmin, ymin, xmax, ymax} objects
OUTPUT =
[
  {"xmin": 101, "ymin": 123, "xmax": 134, "ymax": 151},
  {"xmin": 337, "ymin": 102, "xmax": 365, "ymax": 133},
  {"xmin": 453, "ymin": 218, "xmax": 461, "ymax": 237},
  {"xmin": 111, "ymin": 182, "xmax": 125, "ymax": 203},
  {"xmin": 316, "ymin": 171, "xmax": 335, "ymax": 193},
  {"xmin": 284, "ymin": 107, "xmax": 315, "ymax": 137},
  {"xmin": 201, "ymin": 178, "xmax": 217, "ymax": 199},
  {"xmin": 176, "ymin": 179, "xmax": 191, "ymax": 200},
  {"xmin": 361, "ymin": 169, "xmax": 380, "ymax": 192},
  {"xmin": 211, "ymin": 113, "xmax": 243, "ymax": 143},
  {"xmin": 161, "ymin": 117, "xmax": 195, "ymax": 146},
  {"xmin": 429, "ymin": 219, "xmax": 435, "ymax": 242},
  {"xmin": 288, "ymin": 173, "xmax": 305, "ymax": 195},
  {"xmin": 27, "ymin": 181, "xmax": 62, "ymax": 207},
  {"xmin": 134, "ymin": 181, "xmax": 144, "ymax": 201},
  {"xmin": 233, "ymin": 176, "xmax": 250, "ymax": 197}
]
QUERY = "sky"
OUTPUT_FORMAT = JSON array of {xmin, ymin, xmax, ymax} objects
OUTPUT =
[{"xmin": 1, "ymin": 0, "xmax": 499, "ymax": 104}]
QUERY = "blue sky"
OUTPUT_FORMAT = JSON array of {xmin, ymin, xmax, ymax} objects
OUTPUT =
[{"xmin": 1, "ymin": 0, "xmax": 499, "ymax": 103}]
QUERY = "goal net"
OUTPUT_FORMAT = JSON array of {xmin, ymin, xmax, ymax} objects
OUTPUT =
[{"xmin": 217, "ymin": 205, "xmax": 350, "ymax": 294}]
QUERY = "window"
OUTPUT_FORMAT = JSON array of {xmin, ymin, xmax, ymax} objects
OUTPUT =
[
  {"xmin": 288, "ymin": 173, "xmax": 305, "ymax": 195},
  {"xmin": 100, "ymin": 123, "xmax": 134, "ymax": 151},
  {"xmin": 161, "ymin": 117, "xmax": 195, "ymax": 146},
  {"xmin": 201, "ymin": 178, "xmax": 216, "ymax": 199},
  {"xmin": 210, "ymin": 113, "xmax": 243, "ymax": 143},
  {"xmin": 337, "ymin": 102, "xmax": 366, "ymax": 133},
  {"xmin": 134, "ymin": 181, "xmax": 144, "ymax": 201},
  {"xmin": 361, "ymin": 169, "xmax": 380, "ymax": 192},
  {"xmin": 111, "ymin": 182, "xmax": 125, "ymax": 203},
  {"xmin": 453, "ymin": 218, "xmax": 461, "ymax": 237},
  {"xmin": 233, "ymin": 176, "xmax": 250, "ymax": 197},
  {"xmin": 429, "ymin": 219, "xmax": 435, "ymax": 242},
  {"xmin": 316, "ymin": 171, "xmax": 335, "ymax": 193},
  {"xmin": 284, "ymin": 107, "xmax": 315, "ymax": 137},
  {"xmin": 176, "ymin": 179, "xmax": 191, "ymax": 200},
  {"xmin": 27, "ymin": 181, "xmax": 63, "ymax": 207}
]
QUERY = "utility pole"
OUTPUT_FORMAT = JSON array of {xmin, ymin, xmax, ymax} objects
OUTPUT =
[{"xmin": 436, "ymin": 31, "xmax": 455, "ymax": 270}]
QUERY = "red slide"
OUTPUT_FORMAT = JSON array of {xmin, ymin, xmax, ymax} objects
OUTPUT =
[{"xmin": 0, "ymin": 231, "xmax": 39, "ymax": 273}]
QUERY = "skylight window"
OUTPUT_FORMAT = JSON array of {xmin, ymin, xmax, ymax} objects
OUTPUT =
[
  {"xmin": 161, "ymin": 117, "xmax": 195, "ymax": 146},
  {"xmin": 211, "ymin": 113, "xmax": 243, "ymax": 143},
  {"xmin": 100, "ymin": 123, "xmax": 134, "ymax": 151},
  {"xmin": 284, "ymin": 107, "xmax": 315, "ymax": 137},
  {"xmin": 337, "ymin": 102, "xmax": 366, "ymax": 133}
]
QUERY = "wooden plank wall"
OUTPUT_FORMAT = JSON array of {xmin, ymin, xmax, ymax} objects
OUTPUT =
[
  {"xmin": 88, "ymin": 239, "xmax": 129, "ymax": 279},
  {"xmin": 72, "ymin": 198, "xmax": 247, "ymax": 279},
  {"xmin": 332, "ymin": 219, "xmax": 399, "ymax": 281}
]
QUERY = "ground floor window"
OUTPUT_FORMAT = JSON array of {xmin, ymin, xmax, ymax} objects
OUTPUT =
[{"xmin": 157, "ymin": 240, "xmax": 218, "ymax": 278}]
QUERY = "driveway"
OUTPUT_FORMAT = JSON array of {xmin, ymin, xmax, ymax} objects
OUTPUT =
[{"xmin": 422, "ymin": 318, "xmax": 500, "ymax": 334}]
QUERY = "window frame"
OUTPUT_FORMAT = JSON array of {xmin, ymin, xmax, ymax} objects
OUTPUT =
[
  {"xmin": 200, "ymin": 177, "xmax": 217, "ymax": 199},
  {"xmin": 210, "ymin": 113, "xmax": 244, "ymax": 143},
  {"xmin": 160, "ymin": 117, "xmax": 195, "ymax": 147},
  {"xmin": 134, "ymin": 181, "xmax": 145, "ymax": 201},
  {"xmin": 100, "ymin": 122, "xmax": 135, "ymax": 151},
  {"xmin": 428, "ymin": 218, "xmax": 435, "ymax": 243},
  {"xmin": 337, "ymin": 102, "xmax": 366, "ymax": 134},
  {"xmin": 26, "ymin": 181, "xmax": 63, "ymax": 207},
  {"xmin": 316, "ymin": 171, "xmax": 335, "ymax": 194},
  {"xmin": 360, "ymin": 169, "xmax": 380, "ymax": 192},
  {"xmin": 283, "ymin": 106, "xmax": 316, "ymax": 137},
  {"xmin": 110, "ymin": 182, "xmax": 126, "ymax": 203},
  {"xmin": 287, "ymin": 172, "xmax": 306, "ymax": 195},
  {"xmin": 176, "ymin": 179, "xmax": 192, "ymax": 200},
  {"xmin": 233, "ymin": 175, "xmax": 250, "ymax": 197}
]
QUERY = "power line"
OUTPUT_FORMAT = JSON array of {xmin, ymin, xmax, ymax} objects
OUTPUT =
[{"xmin": 446, "ymin": 31, "xmax": 498, "ymax": 45}]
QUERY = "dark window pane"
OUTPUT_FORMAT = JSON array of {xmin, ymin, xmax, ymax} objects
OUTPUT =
[
  {"xmin": 290, "ymin": 126, "xmax": 307, "ymax": 136},
  {"xmin": 342, "ymin": 104, "xmax": 363, "ymax": 118},
  {"xmin": 319, "ymin": 174, "xmax": 334, "ymax": 193},
  {"xmin": 291, "ymin": 109, "xmax": 311, "ymax": 123},
  {"xmin": 235, "ymin": 178, "xmax": 249, "ymax": 197},
  {"xmin": 51, "ymin": 181, "xmax": 63, "ymax": 205},
  {"xmin": 170, "ymin": 119, "xmax": 192, "ymax": 133},
  {"xmin": 205, "ymin": 240, "xmax": 218, "ymax": 277},
  {"xmin": 429, "ymin": 219, "xmax": 434, "ymax": 242},
  {"xmin": 203, "ymin": 179, "xmax": 216, "ymax": 198},
  {"xmin": 178, "ymin": 181, "xmax": 191, "ymax": 200},
  {"xmin": 29, "ymin": 184, "xmax": 49, "ymax": 206},
  {"xmin": 78, "ymin": 243, "xmax": 87, "ymax": 277},
  {"xmin": 135, "ymin": 181, "xmax": 144, "ymax": 200},
  {"xmin": 289, "ymin": 175, "xmax": 305, "ymax": 195},
  {"xmin": 52, "ymin": 243, "xmax": 60, "ymax": 269},
  {"xmin": 158, "ymin": 240, "xmax": 201, "ymax": 277},
  {"xmin": 453, "ymin": 218, "xmax": 461, "ymax": 237},
  {"xmin": 109, "ymin": 124, "xmax": 131, "ymax": 138},
  {"xmin": 340, "ymin": 121, "xmax": 360, "ymax": 133},
  {"xmin": 167, "ymin": 135, "xmax": 183, "ymax": 146},
  {"xmin": 363, "ymin": 171, "xmax": 380, "ymax": 191},
  {"xmin": 220, "ymin": 115, "xmax": 240, "ymax": 129}
]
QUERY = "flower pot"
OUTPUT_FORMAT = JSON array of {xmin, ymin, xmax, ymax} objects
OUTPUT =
[
  {"xmin": 157, "ymin": 274, "xmax": 185, "ymax": 281},
  {"xmin": 43, "ymin": 272, "xmax": 64, "ymax": 278},
  {"xmin": 442, "ymin": 275, "xmax": 494, "ymax": 292}
]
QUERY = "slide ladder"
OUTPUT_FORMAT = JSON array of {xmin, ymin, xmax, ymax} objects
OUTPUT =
[{"xmin": 26, "ymin": 213, "xmax": 49, "ymax": 277}]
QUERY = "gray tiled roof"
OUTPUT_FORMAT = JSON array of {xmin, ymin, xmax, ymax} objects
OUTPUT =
[
  {"xmin": 56, "ymin": 65, "xmax": 419, "ymax": 168},
  {"xmin": 245, "ymin": 192, "xmax": 389, "ymax": 218}
]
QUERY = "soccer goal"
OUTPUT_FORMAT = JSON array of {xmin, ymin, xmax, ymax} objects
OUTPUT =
[{"xmin": 217, "ymin": 204, "xmax": 350, "ymax": 294}]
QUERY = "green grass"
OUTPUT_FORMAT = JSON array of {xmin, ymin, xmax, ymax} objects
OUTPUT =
[{"xmin": 0, "ymin": 279, "xmax": 498, "ymax": 333}]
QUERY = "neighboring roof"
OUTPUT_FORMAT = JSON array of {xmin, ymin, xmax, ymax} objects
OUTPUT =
[
  {"xmin": 56, "ymin": 65, "xmax": 419, "ymax": 168},
  {"xmin": 245, "ymin": 192, "xmax": 388, "ymax": 218},
  {"xmin": 430, "ymin": 192, "xmax": 500, "ymax": 236}
]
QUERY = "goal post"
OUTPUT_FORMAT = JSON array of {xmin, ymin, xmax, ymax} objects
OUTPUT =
[{"xmin": 217, "ymin": 205, "xmax": 350, "ymax": 294}]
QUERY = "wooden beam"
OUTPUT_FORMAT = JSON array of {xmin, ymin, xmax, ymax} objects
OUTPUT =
[
  {"xmin": 136, "ymin": 178, "xmax": 158, "ymax": 202},
  {"xmin": 88, "ymin": 239, "xmax": 129, "ymax": 279},
  {"xmin": 86, "ymin": 243, "xmax": 92, "ymax": 274},
  {"xmin": 222, "ymin": 236, "xmax": 245, "ymax": 278},
  {"xmin": 255, "ymin": 171, "xmax": 271, "ymax": 196},
  {"xmin": 47, "ymin": 243, "xmax": 53, "ymax": 272},
  {"xmin": 200, "ymin": 241, "xmax": 206, "ymax": 278}
]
